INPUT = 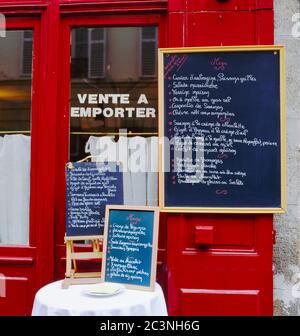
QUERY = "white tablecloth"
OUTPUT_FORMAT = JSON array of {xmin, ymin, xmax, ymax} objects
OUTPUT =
[{"xmin": 32, "ymin": 280, "xmax": 168, "ymax": 316}]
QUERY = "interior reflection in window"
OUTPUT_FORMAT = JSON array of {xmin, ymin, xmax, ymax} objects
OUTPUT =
[
  {"xmin": 0, "ymin": 30, "xmax": 32, "ymax": 133},
  {"xmin": 70, "ymin": 26, "xmax": 158, "ymax": 162},
  {"xmin": 0, "ymin": 30, "xmax": 33, "ymax": 245}
]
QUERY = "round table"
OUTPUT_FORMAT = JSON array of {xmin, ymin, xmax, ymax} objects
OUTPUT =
[{"xmin": 32, "ymin": 280, "xmax": 168, "ymax": 316}]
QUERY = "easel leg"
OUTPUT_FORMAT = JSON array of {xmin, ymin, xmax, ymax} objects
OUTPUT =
[
  {"xmin": 65, "ymin": 240, "xmax": 72, "ymax": 278},
  {"xmin": 71, "ymin": 241, "xmax": 77, "ymax": 272},
  {"xmin": 92, "ymin": 239, "xmax": 100, "ymax": 252}
]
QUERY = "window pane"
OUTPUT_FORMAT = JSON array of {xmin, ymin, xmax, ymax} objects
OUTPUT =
[
  {"xmin": 70, "ymin": 27, "xmax": 158, "ymax": 161},
  {"xmin": 0, "ymin": 30, "xmax": 33, "ymax": 245},
  {"xmin": 70, "ymin": 27, "xmax": 158, "ymax": 207}
]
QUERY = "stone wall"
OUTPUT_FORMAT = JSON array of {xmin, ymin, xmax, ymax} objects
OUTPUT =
[{"xmin": 274, "ymin": 0, "xmax": 300, "ymax": 316}]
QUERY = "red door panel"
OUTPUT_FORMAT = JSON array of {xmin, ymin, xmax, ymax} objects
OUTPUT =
[
  {"xmin": 258, "ymin": 0, "xmax": 273, "ymax": 8},
  {"xmin": 187, "ymin": 12, "xmax": 256, "ymax": 46},
  {"xmin": 166, "ymin": 214, "xmax": 273, "ymax": 316},
  {"xmin": 0, "ymin": 247, "xmax": 36, "ymax": 314},
  {"xmin": 168, "ymin": 0, "xmax": 185, "ymax": 11},
  {"xmin": 168, "ymin": 12, "xmax": 185, "ymax": 47},
  {"xmin": 187, "ymin": 0, "xmax": 273, "ymax": 11},
  {"xmin": 256, "ymin": 10, "xmax": 275, "ymax": 44},
  {"xmin": 179, "ymin": 215, "xmax": 256, "ymax": 249},
  {"xmin": 0, "ymin": 277, "xmax": 30, "ymax": 316},
  {"xmin": 179, "ymin": 289, "xmax": 260, "ymax": 316}
]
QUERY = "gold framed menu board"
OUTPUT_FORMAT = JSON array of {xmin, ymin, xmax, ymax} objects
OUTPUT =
[{"xmin": 158, "ymin": 46, "xmax": 286, "ymax": 214}]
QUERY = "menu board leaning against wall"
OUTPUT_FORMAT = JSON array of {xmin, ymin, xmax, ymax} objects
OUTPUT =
[{"xmin": 158, "ymin": 46, "xmax": 286, "ymax": 214}]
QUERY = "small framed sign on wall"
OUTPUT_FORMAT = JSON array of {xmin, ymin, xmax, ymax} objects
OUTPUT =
[{"xmin": 101, "ymin": 205, "xmax": 160, "ymax": 291}]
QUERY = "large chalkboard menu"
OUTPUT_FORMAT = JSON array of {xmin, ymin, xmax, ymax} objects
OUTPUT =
[
  {"xmin": 102, "ymin": 206, "xmax": 159, "ymax": 291},
  {"xmin": 66, "ymin": 162, "xmax": 124, "ymax": 237},
  {"xmin": 159, "ymin": 46, "xmax": 286, "ymax": 213}
]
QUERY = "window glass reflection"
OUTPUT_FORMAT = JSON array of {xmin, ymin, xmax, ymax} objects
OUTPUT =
[
  {"xmin": 0, "ymin": 30, "xmax": 33, "ymax": 246},
  {"xmin": 70, "ymin": 26, "xmax": 158, "ymax": 162}
]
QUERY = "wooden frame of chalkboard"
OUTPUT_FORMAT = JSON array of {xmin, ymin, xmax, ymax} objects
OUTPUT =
[
  {"xmin": 101, "ymin": 205, "xmax": 160, "ymax": 291},
  {"xmin": 158, "ymin": 46, "xmax": 286, "ymax": 214}
]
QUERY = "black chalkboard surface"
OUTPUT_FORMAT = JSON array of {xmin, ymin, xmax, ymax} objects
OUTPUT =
[
  {"xmin": 66, "ymin": 162, "xmax": 124, "ymax": 237},
  {"xmin": 102, "ymin": 205, "xmax": 159, "ymax": 291},
  {"xmin": 159, "ymin": 46, "xmax": 286, "ymax": 213}
]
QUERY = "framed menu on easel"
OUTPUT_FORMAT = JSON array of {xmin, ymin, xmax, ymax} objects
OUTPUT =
[
  {"xmin": 66, "ymin": 161, "xmax": 124, "ymax": 237},
  {"xmin": 63, "ymin": 161, "xmax": 124, "ymax": 288},
  {"xmin": 102, "ymin": 205, "xmax": 160, "ymax": 291}
]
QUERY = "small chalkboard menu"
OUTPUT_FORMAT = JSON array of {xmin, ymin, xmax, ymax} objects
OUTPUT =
[
  {"xmin": 66, "ymin": 162, "xmax": 123, "ymax": 237},
  {"xmin": 102, "ymin": 205, "xmax": 159, "ymax": 291},
  {"xmin": 159, "ymin": 46, "xmax": 286, "ymax": 213}
]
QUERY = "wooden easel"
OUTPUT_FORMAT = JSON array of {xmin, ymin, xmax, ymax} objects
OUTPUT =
[{"xmin": 62, "ymin": 235, "xmax": 103, "ymax": 289}]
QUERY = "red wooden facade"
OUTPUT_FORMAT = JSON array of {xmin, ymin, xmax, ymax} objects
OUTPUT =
[{"xmin": 0, "ymin": 0, "xmax": 275, "ymax": 316}]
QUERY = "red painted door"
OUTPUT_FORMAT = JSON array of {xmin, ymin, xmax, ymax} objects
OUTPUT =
[
  {"xmin": 54, "ymin": 13, "xmax": 168, "ymax": 286},
  {"xmin": 165, "ymin": 0, "xmax": 274, "ymax": 316},
  {"xmin": 0, "ymin": 16, "xmax": 55, "ymax": 316}
]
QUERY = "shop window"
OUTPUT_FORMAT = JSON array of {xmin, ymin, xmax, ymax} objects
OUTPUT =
[
  {"xmin": 70, "ymin": 26, "xmax": 158, "ymax": 206},
  {"xmin": 0, "ymin": 30, "xmax": 33, "ymax": 245}
]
